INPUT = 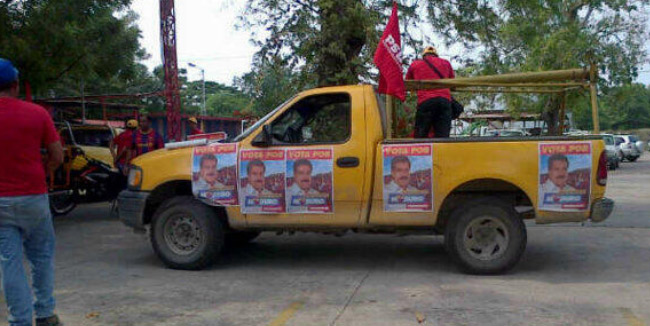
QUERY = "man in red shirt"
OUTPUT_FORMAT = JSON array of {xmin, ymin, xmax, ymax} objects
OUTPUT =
[
  {"xmin": 110, "ymin": 118, "xmax": 137, "ymax": 174},
  {"xmin": 128, "ymin": 115, "xmax": 164, "ymax": 161},
  {"xmin": 0, "ymin": 58, "xmax": 64, "ymax": 326},
  {"xmin": 406, "ymin": 46, "xmax": 455, "ymax": 138},
  {"xmin": 188, "ymin": 117, "xmax": 203, "ymax": 136}
]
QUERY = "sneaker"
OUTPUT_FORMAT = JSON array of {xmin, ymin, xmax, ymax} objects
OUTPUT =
[{"xmin": 36, "ymin": 315, "xmax": 63, "ymax": 326}]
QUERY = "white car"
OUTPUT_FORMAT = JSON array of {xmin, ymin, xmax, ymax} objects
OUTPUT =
[{"xmin": 615, "ymin": 134, "xmax": 643, "ymax": 162}]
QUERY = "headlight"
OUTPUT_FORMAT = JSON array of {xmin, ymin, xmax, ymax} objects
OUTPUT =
[{"xmin": 127, "ymin": 165, "xmax": 143, "ymax": 190}]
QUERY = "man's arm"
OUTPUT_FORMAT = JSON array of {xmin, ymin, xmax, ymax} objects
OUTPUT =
[
  {"xmin": 448, "ymin": 61, "xmax": 455, "ymax": 79},
  {"xmin": 46, "ymin": 141, "xmax": 64, "ymax": 173},
  {"xmin": 405, "ymin": 64, "xmax": 415, "ymax": 80}
]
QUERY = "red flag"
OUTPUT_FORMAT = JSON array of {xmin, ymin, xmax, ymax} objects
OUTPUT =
[{"xmin": 373, "ymin": 1, "xmax": 405, "ymax": 101}]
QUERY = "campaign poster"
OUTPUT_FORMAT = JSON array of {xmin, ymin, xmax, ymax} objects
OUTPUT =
[
  {"xmin": 538, "ymin": 142, "xmax": 592, "ymax": 212},
  {"xmin": 382, "ymin": 144, "xmax": 433, "ymax": 212},
  {"xmin": 286, "ymin": 148, "xmax": 334, "ymax": 214},
  {"xmin": 239, "ymin": 149, "xmax": 286, "ymax": 214},
  {"xmin": 191, "ymin": 143, "xmax": 238, "ymax": 206}
]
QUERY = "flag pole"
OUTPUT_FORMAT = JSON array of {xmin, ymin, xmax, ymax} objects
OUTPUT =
[{"xmin": 386, "ymin": 95, "xmax": 394, "ymax": 139}]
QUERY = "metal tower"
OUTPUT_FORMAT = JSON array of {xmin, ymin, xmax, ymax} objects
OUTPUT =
[{"xmin": 160, "ymin": 0, "xmax": 182, "ymax": 141}]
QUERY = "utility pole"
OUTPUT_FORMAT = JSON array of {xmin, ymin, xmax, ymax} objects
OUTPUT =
[{"xmin": 188, "ymin": 62, "xmax": 206, "ymax": 116}]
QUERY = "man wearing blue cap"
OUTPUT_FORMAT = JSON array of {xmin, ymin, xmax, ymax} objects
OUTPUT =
[{"xmin": 0, "ymin": 58, "xmax": 64, "ymax": 326}]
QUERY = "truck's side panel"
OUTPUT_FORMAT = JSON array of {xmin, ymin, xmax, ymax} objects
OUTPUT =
[{"xmin": 368, "ymin": 140, "xmax": 606, "ymax": 226}]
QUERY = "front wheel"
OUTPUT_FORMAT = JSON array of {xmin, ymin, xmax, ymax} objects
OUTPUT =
[
  {"xmin": 445, "ymin": 198, "xmax": 527, "ymax": 274},
  {"xmin": 49, "ymin": 191, "xmax": 77, "ymax": 216},
  {"xmin": 151, "ymin": 196, "xmax": 224, "ymax": 270}
]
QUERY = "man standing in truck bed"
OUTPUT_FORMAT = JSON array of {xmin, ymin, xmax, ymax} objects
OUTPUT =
[{"xmin": 406, "ymin": 46, "xmax": 455, "ymax": 138}]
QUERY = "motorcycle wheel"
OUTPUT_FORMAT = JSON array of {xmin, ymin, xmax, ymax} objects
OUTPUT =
[{"xmin": 49, "ymin": 192, "xmax": 77, "ymax": 216}]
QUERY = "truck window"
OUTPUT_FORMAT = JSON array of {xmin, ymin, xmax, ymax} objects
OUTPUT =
[{"xmin": 270, "ymin": 93, "xmax": 351, "ymax": 144}]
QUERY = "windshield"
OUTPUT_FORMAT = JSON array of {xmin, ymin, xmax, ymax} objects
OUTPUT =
[
  {"xmin": 232, "ymin": 95, "xmax": 297, "ymax": 142},
  {"xmin": 629, "ymin": 135, "xmax": 639, "ymax": 142},
  {"xmin": 72, "ymin": 128, "xmax": 113, "ymax": 147}
]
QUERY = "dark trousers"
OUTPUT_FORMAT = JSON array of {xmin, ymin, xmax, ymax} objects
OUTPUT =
[{"xmin": 414, "ymin": 97, "xmax": 452, "ymax": 138}]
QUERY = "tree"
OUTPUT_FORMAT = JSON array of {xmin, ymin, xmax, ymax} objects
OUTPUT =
[
  {"xmin": 239, "ymin": 0, "xmax": 423, "ymax": 87},
  {"xmin": 234, "ymin": 56, "xmax": 306, "ymax": 116},
  {"xmin": 0, "ymin": 0, "xmax": 146, "ymax": 96},
  {"xmin": 424, "ymin": 0, "xmax": 648, "ymax": 134}
]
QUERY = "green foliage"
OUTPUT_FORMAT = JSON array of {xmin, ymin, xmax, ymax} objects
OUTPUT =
[
  {"xmin": 0, "ymin": 0, "xmax": 146, "ymax": 96},
  {"xmin": 425, "ymin": 0, "xmax": 649, "ymax": 133},
  {"xmin": 239, "ymin": 0, "xmax": 423, "ymax": 87},
  {"xmin": 234, "ymin": 56, "xmax": 306, "ymax": 116},
  {"xmin": 572, "ymin": 84, "xmax": 650, "ymax": 131}
]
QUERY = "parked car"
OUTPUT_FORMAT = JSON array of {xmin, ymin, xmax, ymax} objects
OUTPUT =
[
  {"xmin": 601, "ymin": 134, "xmax": 620, "ymax": 170},
  {"xmin": 615, "ymin": 134, "xmax": 643, "ymax": 162}
]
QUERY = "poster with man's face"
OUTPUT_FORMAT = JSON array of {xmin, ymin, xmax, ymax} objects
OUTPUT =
[
  {"xmin": 382, "ymin": 144, "xmax": 433, "ymax": 212},
  {"xmin": 239, "ymin": 149, "xmax": 286, "ymax": 214},
  {"xmin": 286, "ymin": 148, "xmax": 334, "ymax": 213},
  {"xmin": 538, "ymin": 142, "xmax": 592, "ymax": 211},
  {"xmin": 191, "ymin": 143, "xmax": 238, "ymax": 206}
]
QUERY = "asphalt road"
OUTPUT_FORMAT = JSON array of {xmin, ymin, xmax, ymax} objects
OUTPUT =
[{"xmin": 2, "ymin": 156, "xmax": 649, "ymax": 326}]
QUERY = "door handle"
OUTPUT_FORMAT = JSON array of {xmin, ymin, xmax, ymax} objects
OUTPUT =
[{"xmin": 337, "ymin": 157, "xmax": 359, "ymax": 168}]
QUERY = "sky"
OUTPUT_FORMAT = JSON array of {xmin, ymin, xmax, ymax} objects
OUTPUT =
[{"xmin": 131, "ymin": 0, "xmax": 650, "ymax": 86}]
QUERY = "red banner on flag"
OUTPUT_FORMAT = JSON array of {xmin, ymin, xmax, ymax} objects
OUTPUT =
[{"xmin": 373, "ymin": 2, "xmax": 405, "ymax": 101}]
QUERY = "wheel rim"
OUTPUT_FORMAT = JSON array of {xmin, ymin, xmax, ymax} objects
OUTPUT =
[
  {"xmin": 163, "ymin": 214, "xmax": 204, "ymax": 256},
  {"xmin": 462, "ymin": 216, "xmax": 509, "ymax": 261},
  {"xmin": 50, "ymin": 194, "xmax": 75, "ymax": 214}
]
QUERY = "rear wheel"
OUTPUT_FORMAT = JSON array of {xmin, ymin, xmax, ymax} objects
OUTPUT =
[
  {"xmin": 445, "ymin": 198, "xmax": 527, "ymax": 274},
  {"xmin": 629, "ymin": 156, "xmax": 638, "ymax": 162},
  {"xmin": 151, "ymin": 196, "xmax": 224, "ymax": 270}
]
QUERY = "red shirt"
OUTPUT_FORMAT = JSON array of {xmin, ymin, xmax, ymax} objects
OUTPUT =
[
  {"xmin": 131, "ymin": 129, "xmax": 164, "ymax": 158},
  {"xmin": 0, "ymin": 97, "xmax": 60, "ymax": 197},
  {"xmin": 113, "ymin": 129, "xmax": 133, "ymax": 165},
  {"xmin": 406, "ymin": 56, "xmax": 455, "ymax": 104},
  {"xmin": 190, "ymin": 127, "xmax": 203, "ymax": 136}
]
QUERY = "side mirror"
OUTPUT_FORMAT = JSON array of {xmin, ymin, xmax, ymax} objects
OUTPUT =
[{"xmin": 252, "ymin": 125, "xmax": 272, "ymax": 147}]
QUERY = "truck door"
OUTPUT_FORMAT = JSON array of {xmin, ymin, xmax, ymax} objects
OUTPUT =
[{"xmin": 241, "ymin": 87, "xmax": 367, "ymax": 227}]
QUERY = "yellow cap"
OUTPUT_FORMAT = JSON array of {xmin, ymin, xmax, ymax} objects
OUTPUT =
[
  {"xmin": 189, "ymin": 117, "xmax": 198, "ymax": 124},
  {"xmin": 422, "ymin": 46, "xmax": 438, "ymax": 57},
  {"xmin": 126, "ymin": 119, "xmax": 138, "ymax": 128}
]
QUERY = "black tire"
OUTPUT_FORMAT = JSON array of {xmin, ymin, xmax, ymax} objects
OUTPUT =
[
  {"xmin": 150, "ymin": 196, "xmax": 224, "ymax": 270},
  {"xmin": 225, "ymin": 231, "xmax": 261, "ymax": 247},
  {"xmin": 444, "ymin": 197, "xmax": 527, "ymax": 275},
  {"xmin": 629, "ymin": 156, "xmax": 638, "ymax": 162},
  {"xmin": 49, "ymin": 192, "xmax": 77, "ymax": 216}
]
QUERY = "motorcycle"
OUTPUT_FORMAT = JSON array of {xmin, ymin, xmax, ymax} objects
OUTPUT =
[{"xmin": 48, "ymin": 146, "xmax": 124, "ymax": 216}]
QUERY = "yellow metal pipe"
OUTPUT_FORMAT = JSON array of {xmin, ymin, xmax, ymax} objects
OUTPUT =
[
  {"xmin": 590, "ymin": 63, "xmax": 600, "ymax": 133},
  {"xmin": 406, "ymin": 80, "xmax": 588, "ymax": 91},
  {"xmin": 453, "ymin": 88, "xmax": 567, "ymax": 94}
]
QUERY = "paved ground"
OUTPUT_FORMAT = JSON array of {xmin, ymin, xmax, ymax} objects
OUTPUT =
[{"xmin": 2, "ymin": 156, "xmax": 649, "ymax": 326}]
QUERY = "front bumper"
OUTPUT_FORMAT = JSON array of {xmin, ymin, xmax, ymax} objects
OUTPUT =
[
  {"xmin": 590, "ymin": 197, "xmax": 615, "ymax": 223},
  {"xmin": 118, "ymin": 190, "xmax": 150, "ymax": 231}
]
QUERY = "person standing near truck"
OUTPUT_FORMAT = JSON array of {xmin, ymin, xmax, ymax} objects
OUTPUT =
[
  {"xmin": 406, "ymin": 46, "xmax": 455, "ymax": 138},
  {"xmin": 188, "ymin": 117, "xmax": 203, "ymax": 136},
  {"xmin": 0, "ymin": 59, "xmax": 64, "ymax": 326},
  {"xmin": 127, "ymin": 115, "xmax": 164, "ymax": 162},
  {"xmin": 110, "ymin": 118, "xmax": 138, "ymax": 174}
]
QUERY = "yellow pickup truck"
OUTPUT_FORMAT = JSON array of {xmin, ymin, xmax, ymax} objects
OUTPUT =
[{"xmin": 118, "ymin": 85, "xmax": 614, "ymax": 274}]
